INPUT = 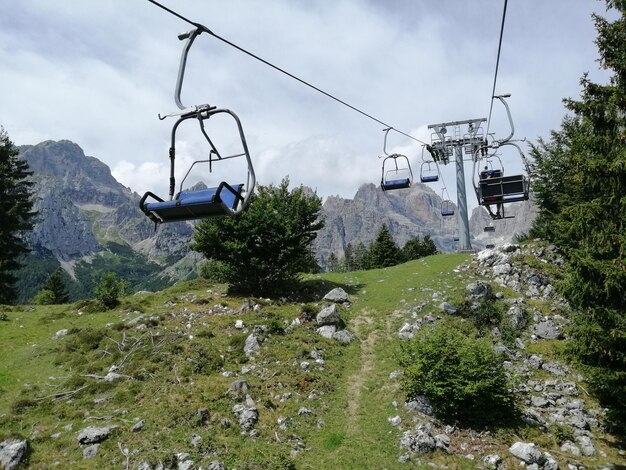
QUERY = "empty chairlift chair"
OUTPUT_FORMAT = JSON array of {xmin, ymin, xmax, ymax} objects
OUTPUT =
[
  {"xmin": 440, "ymin": 189, "xmax": 455, "ymax": 217},
  {"xmin": 140, "ymin": 106, "xmax": 255, "ymax": 224},
  {"xmin": 420, "ymin": 161, "xmax": 439, "ymax": 183},
  {"xmin": 381, "ymin": 154, "xmax": 413, "ymax": 191},
  {"xmin": 139, "ymin": 26, "xmax": 255, "ymax": 225}
]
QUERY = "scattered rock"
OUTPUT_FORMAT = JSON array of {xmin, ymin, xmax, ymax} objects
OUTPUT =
[
  {"xmin": 508, "ymin": 442, "xmax": 545, "ymax": 465},
  {"xmin": 0, "ymin": 439, "xmax": 28, "ymax": 470},
  {"xmin": 405, "ymin": 396, "xmax": 435, "ymax": 416},
  {"xmin": 483, "ymin": 454, "xmax": 502, "ymax": 469},
  {"xmin": 76, "ymin": 426, "xmax": 117, "ymax": 445},
  {"xmin": 332, "ymin": 329, "xmax": 355, "ymax": 344},
  {"xmin": 542, "ymin": 361, "xmax": 568, "ymax": 376},
  {"xmin": 52, "ymin": 329, "xmax": 68, "ymax": 340},
  {"xmin": 244, "ymin": 334, "xmax": 261, "ymax": 357},
  {"xmin": 235, "ymin": 319, "xmax": 245, "ymax": 329},
  {"xmin": 317, "ymin": 325, "xmax": 336, "ymax": 339},
  {"xmin": 82, "ymin": 443, "xmax": 99, "ymax": 459},
  {"xmin": 560, "ymin": 440, "xmax": 581, "ymax": 456},
  {"xmin": 232, "ymin": 396, "xmax": 259, "ymax": 431},
  {"xmin": 439, "ymin": 302, "xmax": 457, "ymax": 314},
  {"xmin": 533, "ymin": 319, "xmax": 563, "ymax": 339},
  {"xmin": 131, "ymin": 419, "xmax": 145, "ymax": 432},
  {"xmin": 323, "ymin": 287, "xmax": 349, "ymax": 303},
  {"xmin": 316, "ymin": 304, "xmax": 342, "ymax": 326},
  {"xmin": 400, "ymin": 426, "xmax": 436, "ymax": 454},
  {"xmin": 388, "ymin": 415, "xmax": 402, "ymax": 426}
]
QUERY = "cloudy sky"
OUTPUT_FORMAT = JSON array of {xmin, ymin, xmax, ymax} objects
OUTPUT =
[{"xmin": 0, "ymin": 1, "xmax": 613, "ymax": 209}]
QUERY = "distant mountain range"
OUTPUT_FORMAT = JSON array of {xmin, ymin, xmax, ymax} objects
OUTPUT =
[{"xmin": 15, "ymin": 140, "xmax": 535, "ymax": 302}]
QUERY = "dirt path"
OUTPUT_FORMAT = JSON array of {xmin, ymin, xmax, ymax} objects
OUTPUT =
[{"xmin": 345, "ymin": 309, "xmax": 376, "ymax": 430}]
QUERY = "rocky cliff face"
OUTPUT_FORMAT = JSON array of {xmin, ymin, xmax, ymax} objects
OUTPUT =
[
  {"xmin": 17, "ymin": 140, "xmax": 196, "ymax": 299},
  {"xmin": 315, "ymin": 182, "xmax": 536, "ymax": 268}
]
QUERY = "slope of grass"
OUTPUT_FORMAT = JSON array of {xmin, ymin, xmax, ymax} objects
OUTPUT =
[{"xmin": 1, "ymin": 252, "xmax": 624, "ymax": 469}]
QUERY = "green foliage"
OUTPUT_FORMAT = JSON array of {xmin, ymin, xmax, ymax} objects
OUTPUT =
[
  {"xmin": 199, "ymin": 258, "xmax": 231, "ymax": 283},
  {"xmin": 0, "ymin": 128, "xmax": 36, "ymax": 304},
  {"xmin": 93, "ymin": 272, "xmax": 127, "ymax": 309},
  {"xmin": 40, "ymin": 269, "xmax": 69, "ymax": 304},
  {"xmin": 369, "ymin": 224, "xmax": 401, "ymax": 268},
  {"xmin": 351, "ymin": 241, "xmax": 371, "ymax": 271},
  {"xmin": 191, "ymin": 178, "xmax": 324, "ymax": 296},
  {"xmin": 529, "ymin": 3, "xmax": 626, "ymax": 431},
  {"xmin": 401, "ymin": 234, "xmax": 438, "ymax": 261},
  {"xmin": 33, "ymin": 289, "xmax": 55, "ymax": 305},
  {"xmin": 399, "ymin": 321, "xmax": 514, "ymax": 426}
]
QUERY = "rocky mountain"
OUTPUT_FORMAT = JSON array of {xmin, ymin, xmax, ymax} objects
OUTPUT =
[
  {"xmin": 315, "ymin": 182, "xmax": 536, "ymax": 268},
  {"xmin": 16, "ymin": 140, "xmax": 197, "ymax": 302},
  {"xmin": 15, "ymin": 140, "xmax": 536, "ymax": 300}
]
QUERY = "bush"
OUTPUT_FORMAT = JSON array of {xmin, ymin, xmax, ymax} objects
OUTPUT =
[
  {"xmin": 199, "ymin": 258, "xmax": 231, "ymax": 283},
  {"xmin": 94, "ymin": 272, "xmax": 127, "ymax": 309},
  {"xmin": 33, "ymin": 289, "xmax": 55, "ymax": 305},
  {"xmin": 399, "ymin": 321, "xmax": 514, "ymax": 426},
  {"xmin": 191, "ymin": 178, "xmax": 324, "ymax": 296}
]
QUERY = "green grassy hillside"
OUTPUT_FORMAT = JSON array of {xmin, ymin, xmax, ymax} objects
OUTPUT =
[{"xmin": 1, "ymin": 252, "xmax": 623, "ymax": 469}]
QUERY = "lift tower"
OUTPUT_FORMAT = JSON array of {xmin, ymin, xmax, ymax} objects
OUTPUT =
[{"xmin": 427, "ymin": 118, "xmax": 487, "ymax": 251}]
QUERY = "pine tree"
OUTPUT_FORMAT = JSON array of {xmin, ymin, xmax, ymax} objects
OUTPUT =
[
  {"xmin": 369, "ymin": 224, "xmax": 401, "ymax": 268},
  {"xmin": 401, "ymin": 235, "xmax": 438, "ymax": 261},
  {"xmin": 352, "ymin": 241, "xmax": 371, "ymax": 271},
  {"xmin": 0, "ymin": 128, "xmax": 36, "ymax": 304},
  {"xmin": 529, "ymin": 1, "xmax": 626, "ymax": 429},
  {"xmin": 327, "ymin": 253, "xmax": 340, "ymax": 272},
  {"xmin": 44, "ymin": 269, "xmax": 70, "ymax": 304},
  {"xmin": 191, "ymin": 178, "xmax": 324, "ymax": 296},
  {"xmin": 343, "ymin": 243, "xmax": 355, "ymax": 272}
]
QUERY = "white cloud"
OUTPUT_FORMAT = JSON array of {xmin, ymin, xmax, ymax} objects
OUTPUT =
[{"xmin": 0, "ymin": 0, "xmax": 614, "ymax": 215}]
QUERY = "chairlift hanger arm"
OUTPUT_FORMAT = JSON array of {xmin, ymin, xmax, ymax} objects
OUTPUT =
[{"xmin": 493, "ymin": 94, "xmax": 514, "ymax": 144}]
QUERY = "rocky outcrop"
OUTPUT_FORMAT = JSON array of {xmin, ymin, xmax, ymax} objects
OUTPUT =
[{"xmin": 315, "ymin": 182, "xmax": 537, "ymax": 269}]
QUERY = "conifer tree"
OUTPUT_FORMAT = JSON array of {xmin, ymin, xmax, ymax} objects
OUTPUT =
[
  {"xmin": 44, "ymin": 269, "xmax": 70, "ymax": 304},
  {"xmin": 191, "ymin": 178, "xmax": 324, "ymax": 296},
  {"xmin": 0, "ymin": 128, "xmax": 36, "ymax": 304},
  {"xmin": 369, "ymin": 224, "xmax": 401, "ymax": 268},
  {"xmin": 351, "ymin": 241, "xmax": 371, "ymax": 271},
  {"xmin": 529, "ymin": 1, "xmax": 626, "ymax": 429}
]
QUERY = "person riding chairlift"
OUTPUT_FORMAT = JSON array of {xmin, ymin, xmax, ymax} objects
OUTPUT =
[{"xmin": 482, "ymin": 165, "xmax": 504, "ymax": 219}]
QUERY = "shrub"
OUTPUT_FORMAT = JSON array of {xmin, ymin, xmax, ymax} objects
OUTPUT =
[
  {"xmin": 33, "ymin": 289, "xmax": 55, "ymax": 305},
  {"xmin": 399, "ymin": 321, "xmax": 514, "ymax": 426},
  {"xmin": 199, "ymin": 258, "xmax": 231, "ymax": 283},
  {"xmin": 94, "ymin": 272, "xmax": 127, "ymax": 309}
]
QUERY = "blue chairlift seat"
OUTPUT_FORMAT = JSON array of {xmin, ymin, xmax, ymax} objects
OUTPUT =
[
  {"xmin": 484, "ymin": 226, "xmax": 496, "ymax": 232},
  {"xmin": 382, "ymin": 178, "xmax": 411, "ymax": 191},
  {"xmin": 441, "ymin": 209, "xmax": 455, "ymax": 217},
  {"xmin": 453, "ymin": 236, "xmax": 460, "ymax": 241},
  {"xmin": 141, "ymin": 183, "xmax": 244, "ymax": 224},
  {"xmin": 486, "ymin": 243, "xmax": 495, "ymax": 249},
  {"xmin": 420, "ymin": 174, "xmax": 439, "ymax": 183}
]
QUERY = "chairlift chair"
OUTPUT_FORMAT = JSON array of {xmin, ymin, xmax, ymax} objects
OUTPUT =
[
  {"xmin": 381, "ymin": 154, "xmax": 413, "ymax": 190},
  {"xmin": 380, "ymin": 127, "xmax": 413, "ymax": 191},
  {"xmin": 140, "ymin": 27, "xmax": 256, "ymax": 225},
  {"xmin": 471, "ymin": 95, "xmax": 530, "ymax": 221},
  {"xmin": 440, "ymin": 188, "xmax": 455, "ymax": 217},
  {"xmin": 420, "ymin": 162, "xmax": 439, "ymax": 183}
]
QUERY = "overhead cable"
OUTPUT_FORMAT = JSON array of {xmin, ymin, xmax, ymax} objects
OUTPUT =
[
  {"xmin": 146, "ymin": 0, "xmax": 428, "ymax": 146},
  {"xmin": 486, "ymin": 0, "xmax": 508, "ymax": 137}
]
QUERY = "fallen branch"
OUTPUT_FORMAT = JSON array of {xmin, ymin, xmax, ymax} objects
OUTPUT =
[{"xmin": 35, "ymin": 385, "xmax": 89, "ymax": 401}]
